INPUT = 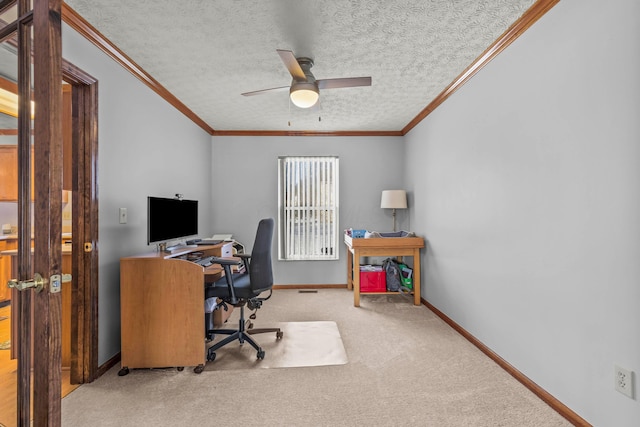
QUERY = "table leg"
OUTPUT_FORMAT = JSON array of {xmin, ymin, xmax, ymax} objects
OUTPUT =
[
  {"xmin": 353, "ymin": 250, "xmax": 360, "ymax": 307},
  {"xmin": 413, "ymin": 248, "xmax": 421, "ymax": 306},
  {"xmin": 346, "ymin": 247, "xmax": 353, "ymax": 290}
]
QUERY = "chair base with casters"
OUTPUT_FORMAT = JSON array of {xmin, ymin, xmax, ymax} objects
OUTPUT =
[{"xmin": 205, "ymin": 300, "xmax": 283, "ymax": 362}]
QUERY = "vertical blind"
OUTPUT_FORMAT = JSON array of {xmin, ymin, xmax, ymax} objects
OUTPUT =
[{"xmin": 278, "ymin": 156, "xmax": 339, "ymax": 260}]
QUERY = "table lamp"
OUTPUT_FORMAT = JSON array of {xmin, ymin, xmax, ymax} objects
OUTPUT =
[{"xmin": 380, "ymin": 190, "xmax": 407, "ymax": 231}]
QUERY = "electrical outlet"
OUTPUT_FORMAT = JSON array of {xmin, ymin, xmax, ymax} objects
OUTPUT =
[
  {"xmin": 119, "ymin": 207, "xmax": 127, "ymax": 224},
  {"xmin": 615, "ymin": 365, "xmax": 634, "ymax": 399}
]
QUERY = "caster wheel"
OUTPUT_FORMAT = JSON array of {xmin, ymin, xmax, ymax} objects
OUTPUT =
[
  {"xmin": 207, "ymin": 351, "xmax": 216, "ymax": 362},
  {"xmin": 117, "ymin": 367, "xmax": 130, "ymax": 376},
  {"xmin": 276, "ymin": 331, "xmax": 284, "ymax": 340},
  {"xmin": 177, "ymin": 367, "xmax": 184, "ymax": 372},
  {"xmin": 257, "ymin": 350, "xmax": 265, "ymax": 360},
  {"xmin": 193, "ymin": 364, "xmax": 204, "ymax": 374}
]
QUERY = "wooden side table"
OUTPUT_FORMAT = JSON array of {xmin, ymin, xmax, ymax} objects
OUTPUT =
[{"xmin": 344, "ymin": 234, "xmax": 425, "ymax": 307}]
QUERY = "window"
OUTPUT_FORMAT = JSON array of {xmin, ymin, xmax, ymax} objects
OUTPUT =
[{"xmin": 278, "ymin": 156, "xmax": 339, "ymax": 260}]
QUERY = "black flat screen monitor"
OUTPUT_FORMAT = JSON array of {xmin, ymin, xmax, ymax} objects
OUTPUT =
[{"xmin": 147, "ymin": 196, "xmax": 198, "ymax": 244}]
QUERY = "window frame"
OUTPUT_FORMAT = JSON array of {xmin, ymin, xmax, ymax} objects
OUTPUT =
[{"xmin": 277, "ymin": 156, "xmax": 340, "ymax": 261}]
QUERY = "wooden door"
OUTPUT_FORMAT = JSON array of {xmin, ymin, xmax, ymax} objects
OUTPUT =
[{"xmin": 1, "ymin": 0, "xmax": 64, "ymax": 426}]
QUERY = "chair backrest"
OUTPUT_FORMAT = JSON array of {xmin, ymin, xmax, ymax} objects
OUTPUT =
[{"xmin": 248, "ymin": 218, "xmax": 274, "ymax": 294}]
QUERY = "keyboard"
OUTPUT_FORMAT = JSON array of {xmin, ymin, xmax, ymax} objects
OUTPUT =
[
  {"xmin": 196, "ymin": 240, "xmax": 223, "ymax": 246},
  {"xmin": 194, "ymin": 256, "xmax": 214, "ymax": 267}
]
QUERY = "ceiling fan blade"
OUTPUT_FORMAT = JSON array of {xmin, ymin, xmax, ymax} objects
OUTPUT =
[
  {"xmin": 241, "ymin": 86, "xmax": 290, "ymax": 97},
  {"xmin": 317, "ymin": 77, "xmax": 372, "ymax": 90},
  {"xmin": 276, "ymin": 49, "xmax": 307, "ymax": 82}
]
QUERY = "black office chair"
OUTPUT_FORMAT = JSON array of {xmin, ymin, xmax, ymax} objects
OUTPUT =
[{"xmin": 204, "ymin": 218, "xmax": 283, "ymax": 362}]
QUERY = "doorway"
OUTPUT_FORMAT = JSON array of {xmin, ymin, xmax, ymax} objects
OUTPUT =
[{"xmin": 62, "ymin": 59, "xmax": 99, "ymax": 387}]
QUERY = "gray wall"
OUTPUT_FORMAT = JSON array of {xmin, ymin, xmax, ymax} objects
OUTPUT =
[
  {"xmin": 62, "ymin": 25, "xmax": 213, "ymax": 364},
  {"xmin": 404, "ymin": 0, "xmax": 640, "ymax": 425},
  {"xmin": 211, "ymin": 135, "xmax": 405, "ymax": 284}
]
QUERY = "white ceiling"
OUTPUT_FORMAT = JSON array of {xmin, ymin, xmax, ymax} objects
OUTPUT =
[{"xmin": 64, "ymin": 0, "xmax": 536, "ymax": 133}]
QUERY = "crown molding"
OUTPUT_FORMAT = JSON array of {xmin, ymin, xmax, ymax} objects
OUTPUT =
[
  {"xmin": 212, "ymin": 129, "xmax": 403, "ymax": 137},
  {"xmin": 61, "ymin": 3, "xmax": 216, "ymax": 135},
  {"xmin": 402, "ymin": 0, "xmax": 560, "ymax": 135}
]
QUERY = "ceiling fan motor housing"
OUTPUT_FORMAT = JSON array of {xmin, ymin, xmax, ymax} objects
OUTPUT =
[{"xmin": 295, "ymin": 57, "xmax": 315, "ymax": 81}]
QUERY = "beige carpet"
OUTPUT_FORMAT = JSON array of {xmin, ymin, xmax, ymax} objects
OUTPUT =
[
  {"xmin": 204, "ymin": 320, "xmax": 348, "ymax": 370},
  {"xmin": 61, "ymin": 289, "xmax": 571, "ymax": 427}
]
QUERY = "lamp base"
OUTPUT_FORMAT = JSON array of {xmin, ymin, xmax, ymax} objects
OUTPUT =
[{"xmin": 392, "ymin": 208, "xmax": 397, "ymax": 232}]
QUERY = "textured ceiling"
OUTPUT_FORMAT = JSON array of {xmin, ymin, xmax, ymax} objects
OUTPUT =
[{"xmin": 64, "ymin": 1, "xmax": 534, "ymax": 132}]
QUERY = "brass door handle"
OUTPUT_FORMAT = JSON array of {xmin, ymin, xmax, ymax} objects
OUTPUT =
[{"xmin": 8, "ymin": 273, "xmax": 46, "ymax": 293}]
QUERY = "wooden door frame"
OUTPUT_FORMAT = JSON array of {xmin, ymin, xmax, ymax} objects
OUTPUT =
[
  {"xmin": 62, "ymin": 60, "xmax": 99, "ymax": 384},
  {"xmin": 31, "ymin": 0, "xmax": 63, "ymax": 424}
]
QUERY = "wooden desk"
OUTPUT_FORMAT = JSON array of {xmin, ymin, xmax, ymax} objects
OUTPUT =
[
  {"xmin": 119, "ymin": 244, "xmax": 226, "ymax": 374},
  {"xmin": 344, "ymin": 234, "xmax": 424, "ymax": 307}
]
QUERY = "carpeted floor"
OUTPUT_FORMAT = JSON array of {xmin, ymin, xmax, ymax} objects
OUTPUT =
[{"xmin": 61, "ymin": 289, "xmax": 571, "ymax": 426}]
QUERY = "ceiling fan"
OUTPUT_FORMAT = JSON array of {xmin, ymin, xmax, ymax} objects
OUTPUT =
[{"xmin": 241, "ymin": 49, "xmax": 372, "ymax": 109}]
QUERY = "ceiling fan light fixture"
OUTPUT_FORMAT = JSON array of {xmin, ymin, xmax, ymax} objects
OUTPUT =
[{"xmin": 290, "ymin": 82, "xmax": 319, "ymax": 108}]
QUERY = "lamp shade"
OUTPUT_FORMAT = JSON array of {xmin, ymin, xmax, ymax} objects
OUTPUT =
[
  {"xmin": 380, "ymin": 190, "xmax": 407, "ymax": 209},
  {"xmin": 290, "ymin": 82, "xmax": 319, "ymax": 108}
]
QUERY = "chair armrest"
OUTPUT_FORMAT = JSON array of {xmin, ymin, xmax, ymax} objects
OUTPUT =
[
  {"xmin": 235, "ymin": 253, "xmax": 251, "ymax": 271},
  {"xmin": 210, "ymin": 256, "xmax": 242, "ymax": 266},
  {"xmin": 209, "ymin": 257, "xmax": 243, "ymax": 305}
]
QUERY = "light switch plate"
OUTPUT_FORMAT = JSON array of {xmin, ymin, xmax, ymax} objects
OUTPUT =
[{"xmin": 119, "ymin": 207, "xmax": 127, "ymax": 224}]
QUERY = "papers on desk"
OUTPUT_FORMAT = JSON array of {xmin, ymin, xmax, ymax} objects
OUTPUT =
[{"xmin": 211, "ymin": 234, "xmax": 233, "ymax": 241}]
